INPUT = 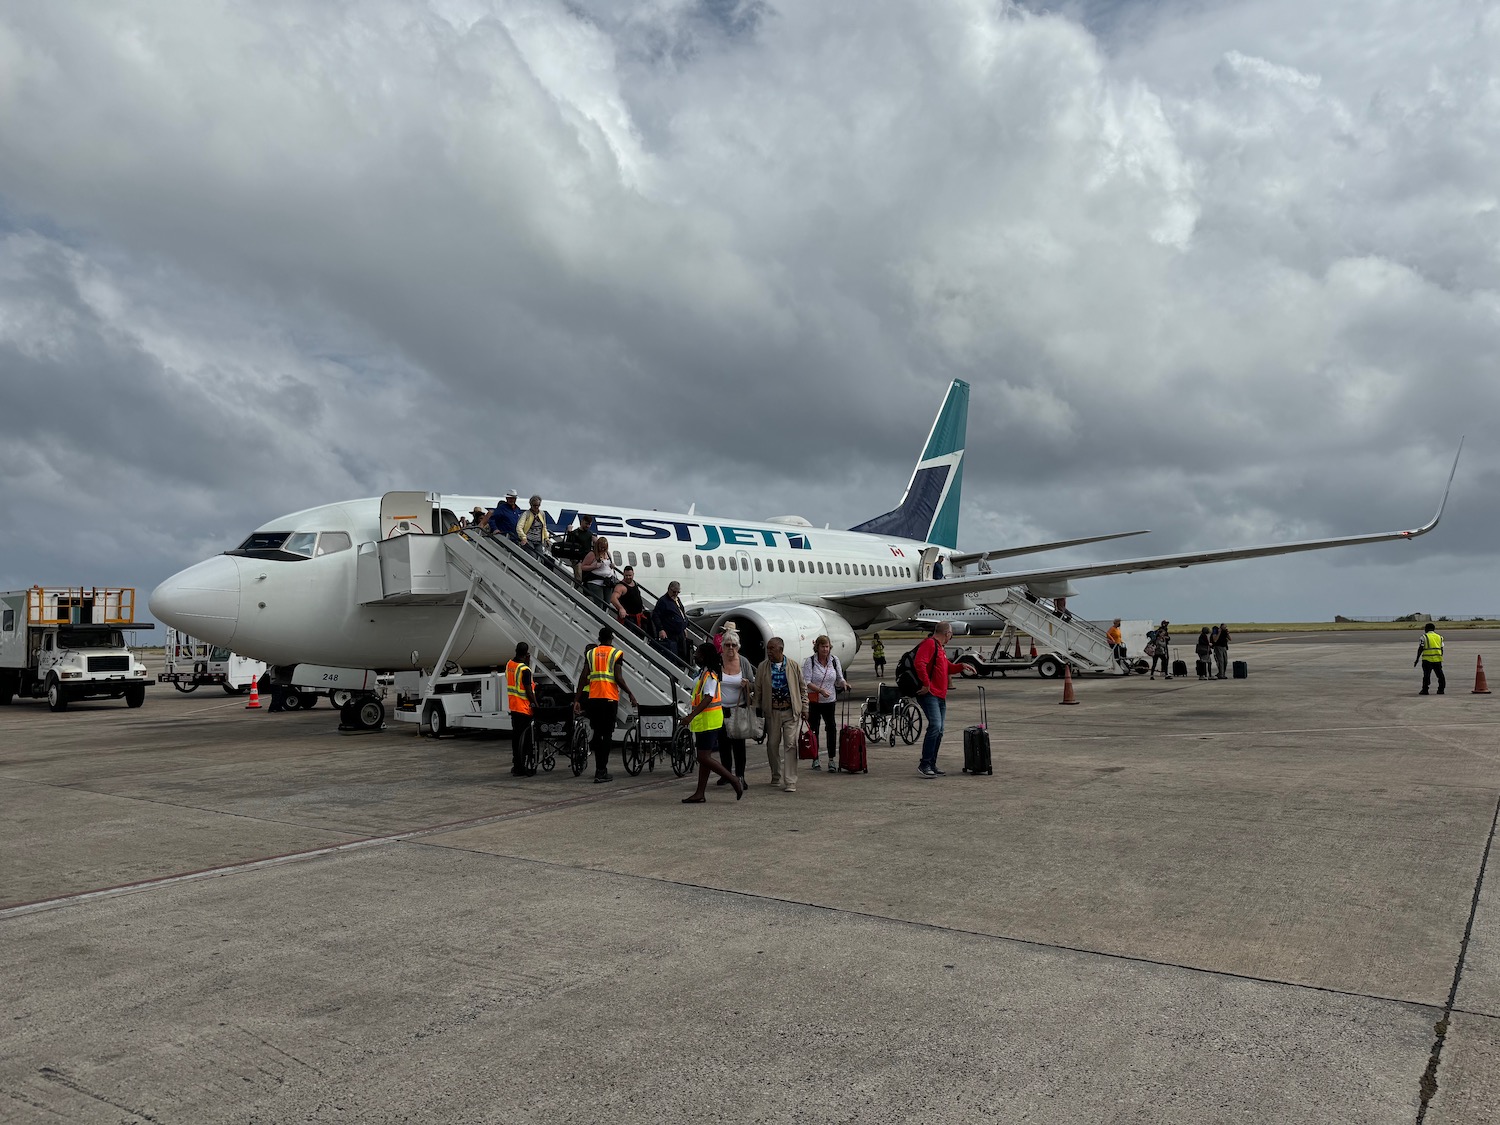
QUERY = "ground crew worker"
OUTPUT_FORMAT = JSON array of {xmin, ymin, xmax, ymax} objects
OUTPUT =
[
  {"xmin": 1415, "ymin": 621, "xmax": 1446, "ymax": 695},
  {"xmin": 575, "ymin": 626, "xmax": 636, "ymax": 782},
  {"xmin": 680, "ymin": 643, "xmax": 743, "ymax": 802},
  {"xmin": 506, "ymin": 643, "xmax": 538, "ymax": 776}
]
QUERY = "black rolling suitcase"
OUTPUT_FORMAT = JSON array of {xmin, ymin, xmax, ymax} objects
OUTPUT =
[
  {"xmin": 1195, "ymin": 659, "xmax": 1208, "ymax": 678},
  {"xmin": 1232, "ymin": 660, "xmax": 1248, "ymax": 679},
  {"xmin": 962, "ymin": 686, "xmax": 993, "ymax": 775},
  {"xmin": 1172, "ymin": 659, "xmax": 1188, "ymax": 677}
]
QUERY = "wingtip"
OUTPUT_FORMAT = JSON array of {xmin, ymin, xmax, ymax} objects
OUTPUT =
[{"xmin": 1415, "ymin": 439, "xmax": 1463, "ymax": 536}]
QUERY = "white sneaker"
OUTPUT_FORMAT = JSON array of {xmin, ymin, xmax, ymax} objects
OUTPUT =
[
  {"xmin": 811, "ymin": 759, "xmax": 822, "ymax": 771},
  {"xmin": 783, "ymin": 784, "xmax": 796, "ymax": 793}
]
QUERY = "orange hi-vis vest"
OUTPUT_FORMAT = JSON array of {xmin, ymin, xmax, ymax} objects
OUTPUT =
[
  {"xmin": 587, "ymin": 646, "xmax": 622, "ymax": 701},
  {"xmin": 506, "ymin": 661, "xmax": 532, "ymax": 716}
]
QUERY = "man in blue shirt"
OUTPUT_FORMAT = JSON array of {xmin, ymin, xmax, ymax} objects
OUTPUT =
[{"xmin": 487, "ymin": 489, "xmax": 522, "ymax": 540}]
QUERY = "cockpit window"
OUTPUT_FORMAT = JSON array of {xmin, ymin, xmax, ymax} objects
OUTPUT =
[
  {"xmin": 237, "ymin": 532, "xmax": 290, "ymax": 552},
  {"xmin": 229, "ymin": 529, "xmax": 355, "ymax": 561},
  {"xmin": 283, "ymin": 532, "xmax": 319, "ymax": 558},
  {"xmin": 316, "ymin": 532, "xmax": 352, "ymax": 556}
]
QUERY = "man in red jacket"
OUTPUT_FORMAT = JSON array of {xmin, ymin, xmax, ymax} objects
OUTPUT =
[{"xmin": 915, "ymin": 622, "xmax": 954, "ymax": 778}]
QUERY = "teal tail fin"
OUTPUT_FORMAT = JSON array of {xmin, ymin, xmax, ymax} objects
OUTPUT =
[{"xmin": 848, "ymin": 379, "xmax": 967, "ymax": 548}]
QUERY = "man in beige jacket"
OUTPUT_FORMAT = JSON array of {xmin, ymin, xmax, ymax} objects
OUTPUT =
[{"xmin": 753, "ymin": 636, "xmax": 807, "ymax": 792}]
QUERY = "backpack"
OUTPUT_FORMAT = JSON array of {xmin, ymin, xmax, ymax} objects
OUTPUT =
[{"xmin": 895, "ymin": 639, "xmax": 935, "ymax": 697}]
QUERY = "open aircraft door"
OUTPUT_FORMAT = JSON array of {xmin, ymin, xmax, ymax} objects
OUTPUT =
[{"xmin": 381, "ymin": 491, "xmax": 432, "ymax": 539}]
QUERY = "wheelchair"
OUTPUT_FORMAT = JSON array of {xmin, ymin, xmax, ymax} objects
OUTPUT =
[
  {"xmin": 620, "ymin": 703, "xmax": 696, "ymax": 778},
  {"xmin": 859, "ymin": 683, "xmax": 924, "ymax": 746}
]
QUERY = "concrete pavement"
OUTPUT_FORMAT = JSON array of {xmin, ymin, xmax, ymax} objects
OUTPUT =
[{"xmin": 2, "ymin": 633, "xmax": 1498, "ymax": 1122}]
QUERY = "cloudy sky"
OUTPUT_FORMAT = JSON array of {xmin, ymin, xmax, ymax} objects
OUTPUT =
[{"xmin": 0, "ymin": 0, "xmax": 1495, "ymax": 624}]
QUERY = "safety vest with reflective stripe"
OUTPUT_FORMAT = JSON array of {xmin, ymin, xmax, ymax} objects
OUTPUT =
[
  {"xmin": 1421, "ymin": 631, "xmax": 1444, "ymax": 663},
  {"xmin": 587, "ymin": 646, "xmax": 622, "ymax": 701},
  {"xmin": 689, "ymin": 671, "xmax": 723, "ymax": 733},
  {"xmin": 506, "ymin": 661, "xmax": 532, "ymax": 716}
]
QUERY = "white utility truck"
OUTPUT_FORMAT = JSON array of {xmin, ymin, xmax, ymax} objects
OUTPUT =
[
  {"xmin": 0, "ymin": 587, "xmax": 153, "ymax": 711},
  {"xmin": 158, "ymin": 627, "xmax": 266, "ymax": 695}
]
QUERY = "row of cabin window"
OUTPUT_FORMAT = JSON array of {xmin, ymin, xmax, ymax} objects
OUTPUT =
[{"xmin": 606, "ymin": 549, "xmax": 912, "ymax": 581}]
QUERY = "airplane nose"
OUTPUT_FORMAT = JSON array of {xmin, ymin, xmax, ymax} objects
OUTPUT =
[{"xmin": 149, "ymin": 555, "xmax": 242, "ymax": 644}]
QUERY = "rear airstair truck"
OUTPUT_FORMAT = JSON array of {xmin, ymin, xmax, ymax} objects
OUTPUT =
[{"xmin": 0, "ymin": 587, "xmax": 153, "ymax": 711}]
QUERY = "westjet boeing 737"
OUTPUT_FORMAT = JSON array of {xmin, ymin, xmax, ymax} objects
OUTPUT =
[{"xmin": 150, "ymin": 381, "xmax": 1458, "ymax": 679}]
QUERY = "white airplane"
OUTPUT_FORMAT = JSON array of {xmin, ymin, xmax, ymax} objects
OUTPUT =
[{"xmin": 150, "ymin": 381, "xmax": 1459, "ymax": 680}]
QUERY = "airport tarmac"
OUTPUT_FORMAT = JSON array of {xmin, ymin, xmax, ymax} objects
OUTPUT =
[{"xmin": 3, "ymin": 633, "xmax": 1499, "ymax": 1123}]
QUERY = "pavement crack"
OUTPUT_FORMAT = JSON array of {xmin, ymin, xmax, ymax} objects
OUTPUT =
[{"xmin": 1415, "ymin": 790, "xmax": 1500, "ymax": 1123}]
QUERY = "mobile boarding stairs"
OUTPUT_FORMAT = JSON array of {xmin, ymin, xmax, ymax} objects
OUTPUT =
[
  {"xmin": 347, "ymin": 492, "xmax": 704, "ymax": 738},
  {"xmin": 956, "ymin": 588, "xmax": 1133, "ymax": 677}
]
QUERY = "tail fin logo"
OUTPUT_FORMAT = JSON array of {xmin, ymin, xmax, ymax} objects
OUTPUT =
[{"xmin": 848, "ymin": 380, "xmax": 968, "ymax": 549}]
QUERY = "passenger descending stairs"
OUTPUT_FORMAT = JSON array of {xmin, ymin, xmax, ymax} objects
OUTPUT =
[
  {"xmin": 442, "ymin": 528, "xmax": 698, "ymax": 710},
  {"xmin": 972, "ymin": 588, "xmax": 1124, "ymax": 674}
]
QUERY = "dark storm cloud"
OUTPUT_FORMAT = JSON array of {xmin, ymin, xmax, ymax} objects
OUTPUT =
[{"xmin": 0, "ymin": 0, "xmax": 1495, "ymax": 620}]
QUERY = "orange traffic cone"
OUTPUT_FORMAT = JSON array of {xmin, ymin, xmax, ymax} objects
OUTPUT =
[
  {"xmin": 1474, "ymin": 656, "xmax": 1491, "ymax": 695},
  {"xmin": 1029, "ymin": 641, "xmax": 1037, "ymax": 659},
  {"xmin": 245, "ymin": 675, "xmax": 262, "ymax": 710},
  {"xmin": 1013, "ymin": 637, "xmax": 1022, "ymax": 659},
  {"xmin": 1059, "ymin": 664, "xmax": 1079, "ymax": 705}
]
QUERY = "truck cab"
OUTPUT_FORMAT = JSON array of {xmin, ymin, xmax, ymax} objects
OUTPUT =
[{"xmin": 0, "ymin": 587, "xmax": 152, "ymax": 711}]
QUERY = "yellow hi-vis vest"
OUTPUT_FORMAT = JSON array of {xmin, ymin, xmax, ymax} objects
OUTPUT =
[
  {"xmin": 506, "ymin": 661, "xmax": 532, "ymax": 715},
  {"xmin": 1421, "ymin": 631, "xmax": 1445, "ymax": 662},
  {"xmin": 689, "ymin": 671, "xmax": 723, "ymax": 733},
  {"xmin": 587, "ymin": 646, "xmax": 622, "ymax": 701}
]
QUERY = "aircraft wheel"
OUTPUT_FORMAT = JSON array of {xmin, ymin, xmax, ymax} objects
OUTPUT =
[
  {"xmin": 125, "ymin": 685, "xmax": 146, "ymax": 709},
  {"xmin": 354, "ymin": 696, "xmax": 385, "ymax": 731},
  {"xmin": 46, "ymin": 675, "xmax": 69, "ymax": 712},
  {"xmin": 330, "ymin": 689, "xmax": 354, "ymax": 708},
  {"xmin": 174, "ymin": 680, "xmax": 199, "ymax": 693},
  {"xmin": 424, "ymin": 703, "xmax": 446, "ymax": 738},
  {"xmin": 280, "ymin": 688, "xmax": 303, "ymax": 711}
]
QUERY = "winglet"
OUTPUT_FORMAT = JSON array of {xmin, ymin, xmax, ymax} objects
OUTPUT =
[{"xmin": 1407, "ymin": 438, "xmax": 1463, "ymax": 538}]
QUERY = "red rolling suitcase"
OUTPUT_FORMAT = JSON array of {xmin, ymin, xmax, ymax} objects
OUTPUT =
[{"xmin": 837, "ymin": 696, "xmax": 868, "ymax": 773}]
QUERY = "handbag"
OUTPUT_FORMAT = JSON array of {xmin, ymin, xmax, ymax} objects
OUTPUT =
[
  {"xmin": 725, "ymin": 704, "xmax": 763, "ymax": 741},
  {"xmin": 797, "ymin": 718, "xmax": 818, "ymax": 760},
  {"xmin": 1143, "ymin": 641, "xmax": 1158, "ymax": 658}
]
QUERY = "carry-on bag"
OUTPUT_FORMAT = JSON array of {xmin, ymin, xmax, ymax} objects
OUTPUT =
[
  {"xmin": 837, "ymin": 696, "xmax": 868, "ymax": 773},
  {"xmin": 1172, "ymin": 658, "xmax": 1188, "ymax": 677},
  {"xmin": 1195, "ymin": 659, "xmax": 1208, "ymax": 678},
  {"xmin": 963, "ymin": 686, "xmax": 993, "ymax": 775},
  {"xmin": 1232, "ymin": 660, "xmax": 1248, "ymax": 679},
  {"xmin": 797, "ymin": 718, "xmax": 819, "ymax": 760}
]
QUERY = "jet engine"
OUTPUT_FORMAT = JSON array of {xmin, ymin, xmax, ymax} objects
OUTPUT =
[{"xmin": 711, "ymin": 603, "xmax": 858, "ymax": 667}]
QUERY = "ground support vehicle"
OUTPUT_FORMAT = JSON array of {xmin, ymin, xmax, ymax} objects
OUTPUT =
[
  {"xmin": 158, "ymin": 627, "xmax": 266, "ymax": 694},
  {"xmin": 0, "ymin": 587, "xmax": 152, "ymax": 711},
  {"xmin": 860, "ymin": 684, "xmax": 924, "ymax": 747}
]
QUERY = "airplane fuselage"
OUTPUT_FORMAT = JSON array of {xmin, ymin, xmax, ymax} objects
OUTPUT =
[{"xmin": 151, "ymin": 495, "xmax": 944, "ymax": 672}]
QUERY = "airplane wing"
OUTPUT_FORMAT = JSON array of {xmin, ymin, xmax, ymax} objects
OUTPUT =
[
  {"xmin": 947, "ymin": 529, "xmax": 1149, "ymax": 569},
  {"xmin": 822, "ymin": 443, "xmax": 1462, "ymax": 613}
]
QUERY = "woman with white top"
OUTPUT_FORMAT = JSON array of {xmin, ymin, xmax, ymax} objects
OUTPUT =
[
  {"xmin": 714, "ymin": 630, "xmax": 756, "ymax": 789},
  {"xmin": 580, "ymin": 536, "xmax": 620, "ymax": 602},
  {"xmin": 802, "ymin": 634, "xmax": 848, "ymax": 772}
]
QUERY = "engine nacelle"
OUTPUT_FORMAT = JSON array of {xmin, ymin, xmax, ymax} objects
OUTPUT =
[{"xmin": 711, "ymin": 603, "xmax": 858, "ymax": 668}]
